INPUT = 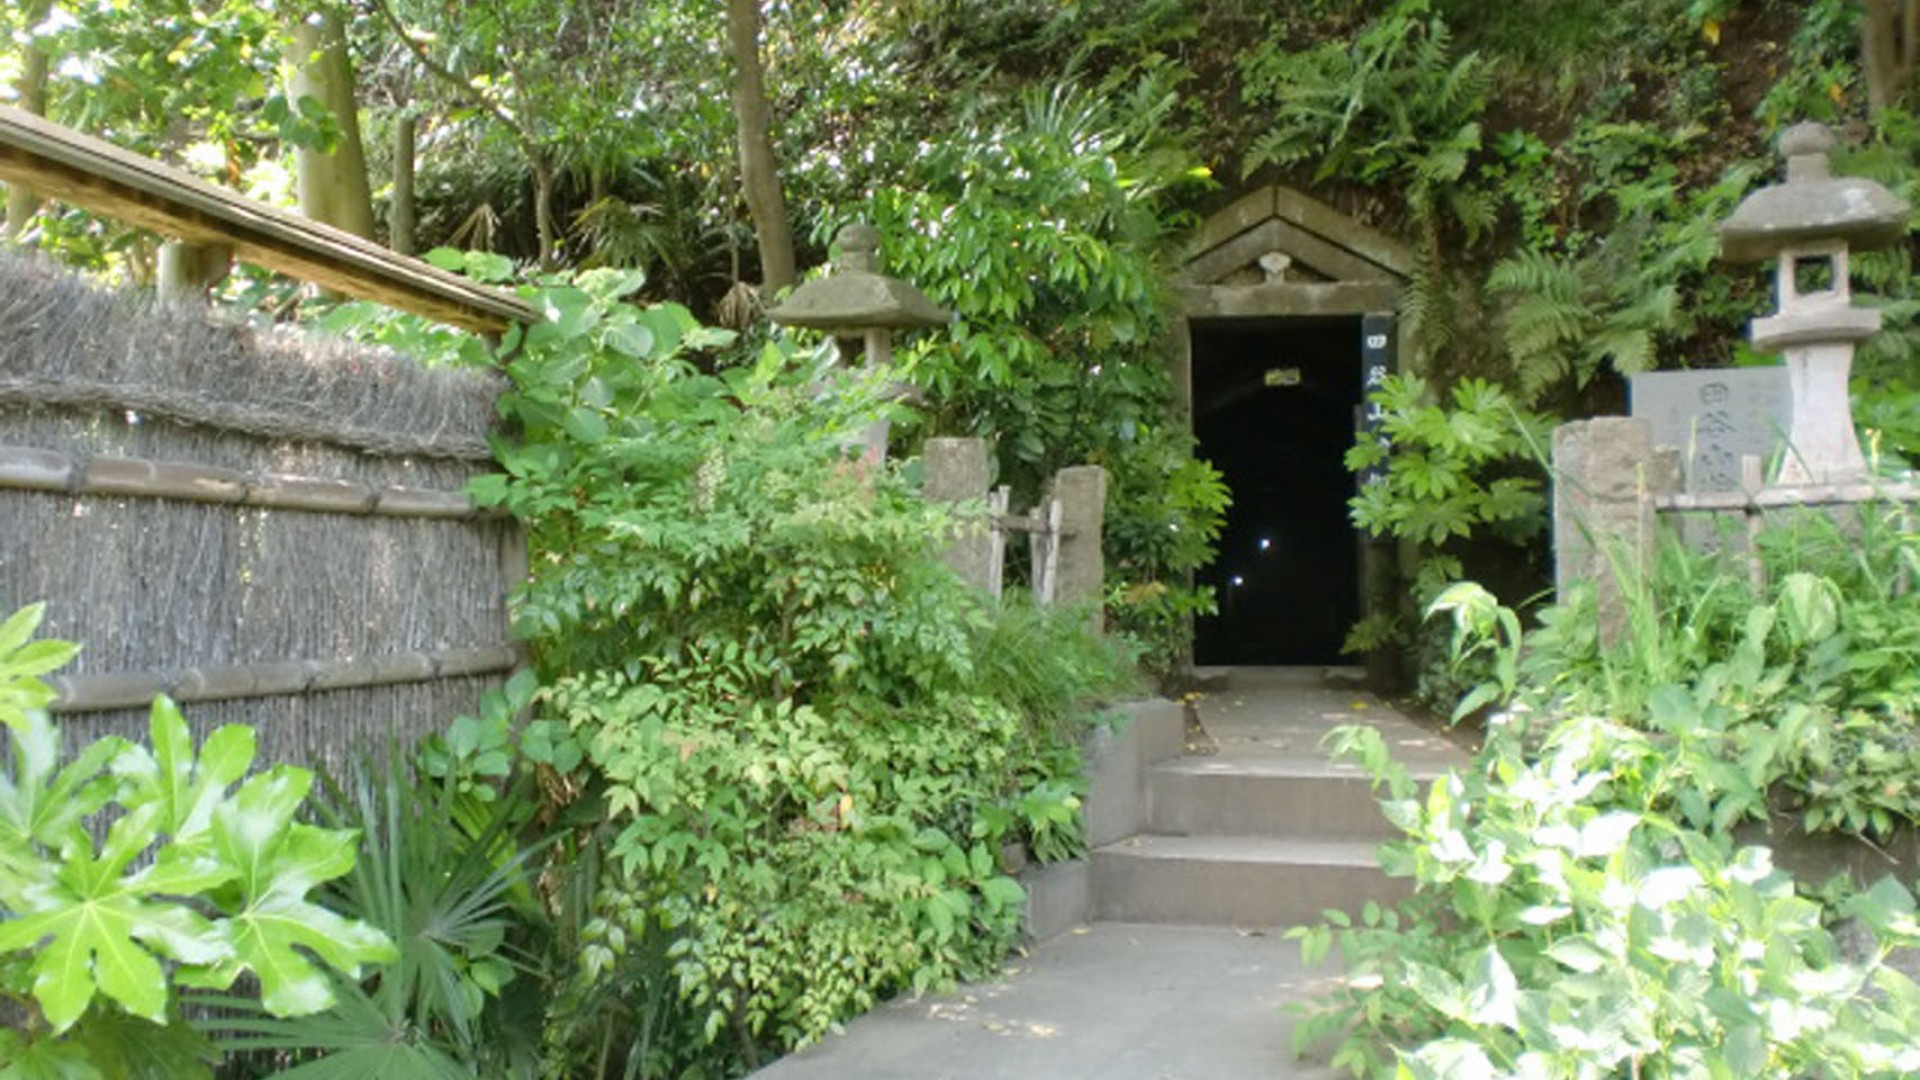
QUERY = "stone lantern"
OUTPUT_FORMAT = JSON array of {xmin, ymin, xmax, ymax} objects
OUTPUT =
[
  {"xmin": 1719, "ymin": 121, "xmax": 1910, "ymax": 485},
  {"xmin": 766, "ymin": 223, "xmax": 950, "ymax": 462}
]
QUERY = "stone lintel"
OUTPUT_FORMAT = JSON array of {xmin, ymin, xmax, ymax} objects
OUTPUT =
[{"xmin": 1179, "ymin": 281, "xmax": 1399, "ymax": 319}]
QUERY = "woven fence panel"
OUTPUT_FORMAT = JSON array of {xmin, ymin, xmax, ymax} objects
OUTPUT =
[{"xmin": 0, "ymin": 253, "xmax": 523, "ymax": 766}]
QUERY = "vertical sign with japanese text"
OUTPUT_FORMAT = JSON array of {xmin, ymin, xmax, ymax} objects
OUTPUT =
[{"xmin": 1359, "ymin": 312, "xmax": 1394, "ymax": 486}]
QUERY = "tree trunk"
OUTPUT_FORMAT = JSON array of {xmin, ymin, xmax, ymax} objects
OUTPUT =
[
  {"xmin": 4, "ymin": 0, "xmax": 54, "ymax": 241},
  {"xmin": 532, "ymin": 158, "xmax": 557, "ymax": 268},
  {"xmin": 726, "ymin": 0, "xmax": 795, "ymax": 293},
  {"xmin": 390, "ymin": 112, "xmax": 417, "ymax": 255},
  {"xmin": 157, "ymin": 240, "xmax": 233, "ymax": 300},
  {"xmin": 287, "ymin": 9, "xmax": 377, "ymax": 239},
  {"xmin": 1861, "ymin": 0, "xmax": 1919, "ymax": 116}
]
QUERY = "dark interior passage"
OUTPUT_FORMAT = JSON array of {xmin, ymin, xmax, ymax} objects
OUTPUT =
[{"xmin": 1191, "ymin": 317, "xmax": 1363, "ymax": 665}]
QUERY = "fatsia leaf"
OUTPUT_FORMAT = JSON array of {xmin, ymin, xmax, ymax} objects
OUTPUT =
[
  {"xmin": 113, "ymin": 696, "xmax": 255, "ymax": 848},
  {"xmin": 0, "ymin": 712, "xmax": 124, "ymax": 900},
  {"xmin": 0, "ymin": 605, "xmax": 80, "ymax": 737},
  {"xmin": 0, "ymin": 603, "xmax": 47, "ymax": 658},
  {"xmin": 0, "ymin": 803, "xmax": 233, "ymax": 1030},
  {"xmin": 204, "ymin": 770, "xmax": 396, "ymax": 1016},
  {"xmin": 0, "ymin": 1027, "xmax": 103, "ymax": 1079}
]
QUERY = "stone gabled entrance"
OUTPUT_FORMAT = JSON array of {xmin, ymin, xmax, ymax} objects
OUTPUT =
[{"xmin": 1170, "ymin": 187, "xmax": 1415, "ymax": 669}]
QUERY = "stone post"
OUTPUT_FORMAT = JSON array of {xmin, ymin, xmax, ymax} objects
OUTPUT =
[
  {"xmin": 923, "ymin": 437, "xmax": 995, "ymax": 592},
  {"xmin": 1048, "ymin": 465, "xmax": 1107, "ymax": 633},
  {"xmin": 1552, "ymin": 418, "xmax": 1672, "ymax": 645}
]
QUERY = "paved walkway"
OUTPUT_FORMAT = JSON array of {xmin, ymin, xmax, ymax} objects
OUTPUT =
[
  {"xmin": 752, "ymin": 667, "xmax": 1467, "ymax": 1079},
  {"xmin": 751, "ymin": 923, "xmax": 1341, "ymax": 1080}
]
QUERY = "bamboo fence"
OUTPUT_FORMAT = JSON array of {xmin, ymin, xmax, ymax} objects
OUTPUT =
[{"xmin": 0, "ymin": 253, "xmax": 523, "ymax": 769}]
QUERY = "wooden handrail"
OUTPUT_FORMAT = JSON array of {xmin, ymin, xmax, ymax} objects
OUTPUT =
[{"xmin": 0, "ymin": 105, "xmax": 539, "ymax": 333}]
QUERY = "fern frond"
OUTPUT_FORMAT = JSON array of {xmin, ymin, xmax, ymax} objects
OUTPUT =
[{"xmin": 1448, "ymin": 186, "xmax": 1498, "ymax": 245}]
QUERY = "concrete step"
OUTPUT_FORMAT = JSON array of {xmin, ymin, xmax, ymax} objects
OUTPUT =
[
  {"xmin": 1090, "ymin": 833, "xmax": 1410, "ymax": 929},
  {"xmin": 1147, "ymin": 756, "xmax": 1423, "ymax": 844}
]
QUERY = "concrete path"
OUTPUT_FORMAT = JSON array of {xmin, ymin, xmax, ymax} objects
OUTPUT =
[
  {"xmin": 750, "ymin": 923, "xmax": 1341, "ymax": 1080},
  {"xmin": 750, "ymin": 668, "xmax": 1467, "ymax": 1079},
  {"xmin": 1193, "ymin": 665, "xmax": 1471, "ymax": 771}
]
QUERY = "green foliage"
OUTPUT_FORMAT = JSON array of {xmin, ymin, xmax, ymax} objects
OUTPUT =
[
  {"xmin": 1105, "ymin": 447, "xmax": 1231, "ymax": 687},
  {"xmin": 1242, "ymin": 0, "xmax": 1493, "ymax": 241},
  {"xmin": 1300, "ymin": 713, "xmax": 1920, "ymax": 1079},
  {"xmin": 213, "ymin": 745, "xmax": 546, "ymax": 1078},
  {"xmin": 474, "ymin": 276, "xmax": 1130, "ymax": 1072},
  {"xmin": 862, "ymin": 78, "xmax": 1222, "ymax": 680},
  {"xmin": 1348, "ymin": 375, "xmax": 1549, "ymax": 552},
  {"xmin": 0, "ymin": 609, "xmax": 392, "ymax": 1078},
  {"xmin": 1527, "ymin": 511, "xmax": 1920, "ymax": 838},
  {"xmin": 1486, "ymin": 136, "xmax": 1761, "ymax": 397},
  {"xmin": 1342, "ymin": 374, "xmax": 1549, "ymax": 670},
  {"xmin": 0, "ymin": 605, "xmax": 77, "ymax": 735},
  {"xmin": 1239, "ymin": 0, "xmax": 1493, "ymax": 356},
  {"xmin": 1296, "ymin": 550, "xmax": 1920, "ymax": 1077}
]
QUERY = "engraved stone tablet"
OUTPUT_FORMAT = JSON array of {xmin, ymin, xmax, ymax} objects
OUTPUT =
[{"xmin": 1629, "ymin": 368, "xmax": 1791, "ymax": 492}]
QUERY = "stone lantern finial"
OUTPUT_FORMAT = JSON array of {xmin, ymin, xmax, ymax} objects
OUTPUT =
[
  {"xmin": 834, "ymin": 223, "xmax": 882, "ymax": 274},
  {"xmin": 1781, "ymin": 122, "xmax": 1835, "ymax": 180},
  {"xmin": 1716, "ymin": 121, "xmax": 1911, "ymax": 485}
]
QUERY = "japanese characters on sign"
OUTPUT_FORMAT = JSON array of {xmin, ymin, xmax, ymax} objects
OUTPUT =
[
  {"xmin": 1629, "ymin": 368, "xmax": 1791, "ymax": 492},
  {"xmin": 1358, "ymin": 312, "xmax": 1394, "ymax": 486}
]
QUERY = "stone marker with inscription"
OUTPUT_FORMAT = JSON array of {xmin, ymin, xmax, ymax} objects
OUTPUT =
[{"xmin": 1630, "ymin": 368, "xmax": 1790, "ymax": 492}]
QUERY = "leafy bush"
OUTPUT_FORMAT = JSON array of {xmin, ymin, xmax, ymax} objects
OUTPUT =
[
  {"xmin": 212, "ymin": 744, "xmax": 547, "ymax": 1079},
  {"xmin": 1301, "ymin": 711, "xmax": 1920, "ymax": 1079},
  {"xmin": 0, "ymin": 604, "xmax": 394, "ymax": 1079},
  {"xmin": 1342, "ymin": 374, "xmax": 1550, "ymax": 689},
  {"xmin": 1104, "ymin": 443, "xmax": 1231, "ymax": 688},
  {"xmin": 1533, "ymin": 510, "xmax": 1920, "ymax": 838},
  {"xmin": 1241, "ymin": 0, "xmax": 1492, "ymax": 240},
  {"xmin": 1295, "ymin": 506, "xmax": 1920, "ymax": 1077},
  {"xmin": 474, "ymin": 275, "xmax": 1132, "ymax": 1072}
]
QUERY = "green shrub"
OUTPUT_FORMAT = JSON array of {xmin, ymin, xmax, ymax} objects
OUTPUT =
[
  {"xmin": 1295, "ymin": 506, "xmax": 1920, "ymax": 1077},
  {"xmin": 861, "ymin": 78, "xmax": 1224, "ymax": 682},
  {"xmin": 211, "ymin": 743, "xmax": 548, "ymax": 1079},
  {"xmin": 1343, "ymin": 373, "xmax": 1551, "ymax": 694},
  {"xmin": 0, "ymin": 604, "xmax": 394, "ymax": 1079},
  {"xmin": 475, "ymin": 276, "xmax": 1131, "ymax": 1072},
  {"xmin": 1517, "ymin": 511, "xmax": 1920, "ymax": 837},
  {"xmin": 1301, "ymin": 711, "xmax": 1920, "ymax": 1079}
]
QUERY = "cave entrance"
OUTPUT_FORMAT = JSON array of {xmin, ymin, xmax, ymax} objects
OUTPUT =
[
  {"xmin": 1171, "ymin": 185, "xmax": 1414, "ymax": 679},
  {"xmin": 1190, "ymin": 317, "xmax": 1364, "ymax": 665}
]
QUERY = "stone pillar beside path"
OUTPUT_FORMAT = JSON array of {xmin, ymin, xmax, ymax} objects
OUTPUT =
[
  {"xmin": 923, "ymin": 437, "xmax": 995, "ymax": 592},
  {"xmin": 1049, "ymin": 465, "xmax": 1107, "ymax": 633},
  {"xmin": 1552, "ymin": 417, "xmax": 1678, "ymax": 646}
]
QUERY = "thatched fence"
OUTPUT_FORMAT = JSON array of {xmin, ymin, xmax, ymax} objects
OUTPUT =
[{"xmin": 0, "ymin": 254, "xmax": 522, "ymax": 766}]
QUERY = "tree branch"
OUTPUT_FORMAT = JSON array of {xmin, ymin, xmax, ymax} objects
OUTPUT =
[{"xmin": 364, "ymin": 0, "xmax": 533, "ymax": 158}]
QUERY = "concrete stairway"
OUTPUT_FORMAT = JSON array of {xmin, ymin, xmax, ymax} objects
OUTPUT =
[
  {"xmin": 1092, "ymin": 752, "xmax": 1418, "ymax": 928},
  {"xmin": 1032, "ymin": 667, "xmax": 1469, "ymax": 934},
  {"xmin": 757, "ymin": 669, "xmax": 1463, "ymax": 1079}
]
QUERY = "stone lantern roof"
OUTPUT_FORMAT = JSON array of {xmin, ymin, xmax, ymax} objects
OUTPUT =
[
  {"xmin": 766, "ymin": 223, "xmax": 951, "ymax": 332},
  {"xmin": 1719, "ymin": 122, "xmax": 1908, "ymax": 264}
]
